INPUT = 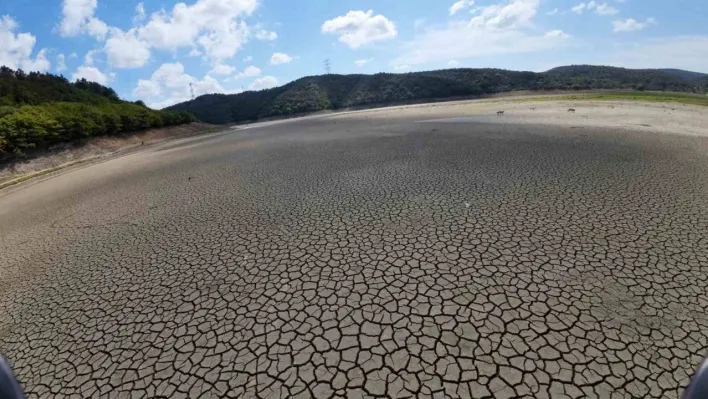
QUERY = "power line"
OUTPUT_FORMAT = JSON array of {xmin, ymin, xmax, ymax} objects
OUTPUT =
[{"xmin": 324, "ymin": 59, "xmax": 331, "ymax": 75}]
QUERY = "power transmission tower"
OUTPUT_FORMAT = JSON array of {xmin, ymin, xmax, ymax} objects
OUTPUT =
[
  {"xmin": 189, "ymin": 83, "xmax": 195, "ymax": 100},
  {"xmin": 324, "ymin": 59, "xmax": 331, "ymax": 75}
]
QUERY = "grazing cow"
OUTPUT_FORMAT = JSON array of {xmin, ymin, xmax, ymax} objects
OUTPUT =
[
  {"xmin": 497, "ymin": 111, "xmax": 505, "ymax": 116},
  {"xmin": 567, "ymin": 108, "xmax": 576, "ymax": 113}
]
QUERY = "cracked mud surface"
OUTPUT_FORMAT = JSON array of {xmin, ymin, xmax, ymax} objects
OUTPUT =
[{"xmin": 1, "ymin": 108, "xmax": 708, "ymax": 398}]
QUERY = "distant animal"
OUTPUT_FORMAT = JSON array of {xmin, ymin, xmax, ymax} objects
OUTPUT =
[
  {"xmin": 567, "ymin": 108, "xmax": 576, "ymax": 113},
  {"xmin": 609, "ymin": 105, "xmax": 615, "ymax": 109},
  {"xmin": 530, "ymin": 107, "xmax": 536, "ymax": 111},
  {"xmin": 497, "ymin": 111, "xmax": 505, "ymax": 116}
]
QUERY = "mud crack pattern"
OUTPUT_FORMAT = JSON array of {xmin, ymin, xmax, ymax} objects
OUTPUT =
[{"xmin": 1, "ymin": 118, "xmax": 708, "ymax": 398}]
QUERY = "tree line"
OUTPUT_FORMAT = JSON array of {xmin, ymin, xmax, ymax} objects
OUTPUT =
[
  {"xmin": 168, "ymin": 65, "xmax": 708, "ymax": 124},
  {"xmin": 0, "ymin": 67, "xmax": 194, "ymax": 157}
]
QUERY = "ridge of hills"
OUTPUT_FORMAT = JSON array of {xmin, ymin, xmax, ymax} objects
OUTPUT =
[{"xmin": 167, "ymin": 64, "xmax": 708, "ymax": 124}]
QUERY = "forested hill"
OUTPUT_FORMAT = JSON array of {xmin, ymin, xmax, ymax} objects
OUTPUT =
[
  {"xmin": 0, "ymin": 66, "xmax": 194, "ymax": 156},
  {"xmin": 168, "ymin": 65, "xmax": 708, "ymax": 124}
]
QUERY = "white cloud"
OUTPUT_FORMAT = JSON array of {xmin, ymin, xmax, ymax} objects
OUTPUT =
[
  {"xmin": 133, "ymin": 62, "xmax": 228, "ymax": 108},
  {"xmin": 594, "ymin": 3, "xmax": 618, "ymax": 15},
  {"xmin": 86, "ymin": 17, "xmax": 108, "ymax": 39},
  {"xmin": 448, "ymin": 60, "xmax": 460, "ymax": 67},
  {"xmin": 59, "ymin": 0, "xmax": 107, "ymax": 39},
  {"xmin": 0, "ymin": 15, "xmax": 50, "ymax": 72},
  {"xmin": 237, "ymin": 65, "xmax": 261, "ymax": 77},
  {"xmin": 450, "ymin": 0, "xmax": 475, "ymax": 16},
  {"xmin": 248, "ymin": 75, "xmax": 278, "ymax": 90},
  {"xmin": 23, "ymin": 49, "xmax": 50, "ymax": 72},
  {"xmin": 83, "ymin": 49, "xmax": 96, "ymax": 66},
  {"xmin": 270, "ymin": 52, "xmax": 292, "ymax": 65},
  {"xmin": 137, "ymin": 0, "xmax": 257, "ymax": 62},
  {"xmin": 321, "ymin": 10, "xmax": 397, "ymax": 49},
  {"xmin": 134, "ymin": 3, "xmax": 146, "ymax": 23},
  {"xmin": 355, "ymin": 58, "xmax": 373, "ymax": 67},
  {"xmin": 613, "ymin": 17, "xmax": 656, "ymax": 32},
  {"xmin": 151, "ymin": 62, "xmax": 193, "ymax": 89},
  {"xmin": 56, "ymin": 53, "xmax": 67, "ymax": 72},
  {"xmin": 469, "ymin": 0, "xmax": 539, "ymax": 29},
  {"xmin": 546, "ymin": 8, "xmax": 559, "ymax": 15},
  {"xmin": 393, "ymin": 64, "xmax": 411, "ymax": 71},
  {"xmin": 571, "ymin": 3, "xmax": 586, "ymax": 14},
  {"xmin": 72, "ymin": 65, "xmax": 109, "ymax": 84},
  {"xmin": 602, "ymin": 36, "xmax": 708, "ymax": 73},
  {"xmin": 393, "ymin": 0, "xmax": 570, "ymax": 67},
  {"xmin": 572, "ymin": 2, "xmax": 618, "ymax": 16},
  {"xmin": 545, "ymin": 29, "xmax": 570, "ymax": 39},
  {"xmin": 104, "ymin": 28, "xmax": 150, "ymax": 68},
  {"xmin": 255, "ymin": 29, "xmax": 277, "ymax": 40},
  {"xmin": 133, "ymin": 79, "xmax": 161, "ymax": 97},
  {"xmin": 243, "ymin": 55, "xmax": 253, "ymax": 62},
  {"xmin": 209, "ymin": 63, "xmax": 236, "ymax": 75}
]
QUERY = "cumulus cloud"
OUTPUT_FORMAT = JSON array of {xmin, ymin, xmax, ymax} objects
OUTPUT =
[
  {"xmin": 237, "ymin": 65, "xmax": 261, "ymax": 77},
  {"xmin": 248, "ymin": 75, "xmax": 278, "ymax": 90},
  {"xmin": 133, "ymin": 79, "xmax": 161, "ymax": 97},
  {"xmin": 545, "ymin": 29, "xmax": 570, "ymax": 38},
  {"xmin": 56, "ymin": 53, "xmax": 67, "ymax": 72},
  {"xmin": 132, "ymin": 62, "xmax": 228, "ymax": 108},
  {"xmin": 255, "ymin": 29, "xmax": 277, "ymax": 40},
  {"xmin": 594, "ymin": 3, "xmax": 619, "ymax": 15},
  {"xmin": 86, "ymin": 17, "xmax": 108, "ymax": 39},
  {"xmin": 84, "ymin": 49, "xmax": 96, "ymax": 66},
  {"xmin": 571, "ymin": 3, "xmax": 586, "ymax": 14},
  {"xmin": 546, "ymin": 8, "xmax": 559, "ymax": 16},
  {"xmin": 104, "ymin": 28, "xmax": 150, "ymax": 68},
  {"xmin": 572, "ymin": 2, "xmax": 618, "ymax": 16},
  {"xmin": 243, "ymin": 55, "xmax": 253, "ymax": 62},
  {"xmin": 449, "ymin": 0, "xmax": 475, "ymax": 16},
  {"xmin": 209, "ymin": 64, "xmax": 236, "ymax": 75},
  {"xmin": 137, "ymin": 0, "xmax": 257, "ymax": 62},
  {"xmin": 355, "ymin": 58, "xmax": 373, "ymax": 67},
  {"xmin": 72, "ymin": 65, "xmax": 109, "ymax": 84},
  {"xmin": 134, "ymin": 3, "xmax": 146, "ymax": 24},
  {"xmin": 270, "ymin": 52, "xmax": 292, "ymax": 65},
  {"xmin": 0, "ymin": 15, "xmax": 51, "ymax": 72},
  {"xmin": 613, "ymin": 17, "xmax": 656, "ymax": 32},
  {"xmin": 59, "ymin": 0, "xmax": 107, "ymax": 39},
  {"xmin": 392, "ymin": 0, "xmax": 570, "ymax": 67},
  {"xmin": 322, "ymin": 10, "xmax": 397, "ymax": 49},
  {"xmin": 22, "ymin": 49, "xmax": 51, "ymax": 72}
]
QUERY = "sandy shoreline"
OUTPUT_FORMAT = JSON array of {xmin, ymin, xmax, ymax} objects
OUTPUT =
[{"xmin": 326, "ymin": 97, "xmax": 708, "ymax": 138}]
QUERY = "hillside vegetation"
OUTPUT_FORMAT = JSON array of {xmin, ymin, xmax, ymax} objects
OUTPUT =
[
  {"xmin": 168, "ymin": 65, "xmax": 708, "ymax": 124},
  {"xmin": 0, "ymin": 67, "xmax": 194, "ymax": 157}
]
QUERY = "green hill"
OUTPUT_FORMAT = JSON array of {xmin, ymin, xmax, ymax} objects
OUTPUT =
[
  {"xmin": 0, "ymin": 66, "xmax": 194, "ymax": 157},
  {"xmin": 168, "ymin": 65, "xmax": 708, "ymax": 124}
]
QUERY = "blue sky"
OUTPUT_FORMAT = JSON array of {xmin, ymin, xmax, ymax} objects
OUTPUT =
[{"xmin": 1, "ymin": 0, "xmax": 707, "ymax": 108}]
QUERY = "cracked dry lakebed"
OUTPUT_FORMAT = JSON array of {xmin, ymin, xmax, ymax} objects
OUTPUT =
[{"xmin": 1, "ymin": 101, "xmax": 708, "ymax": 398}]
